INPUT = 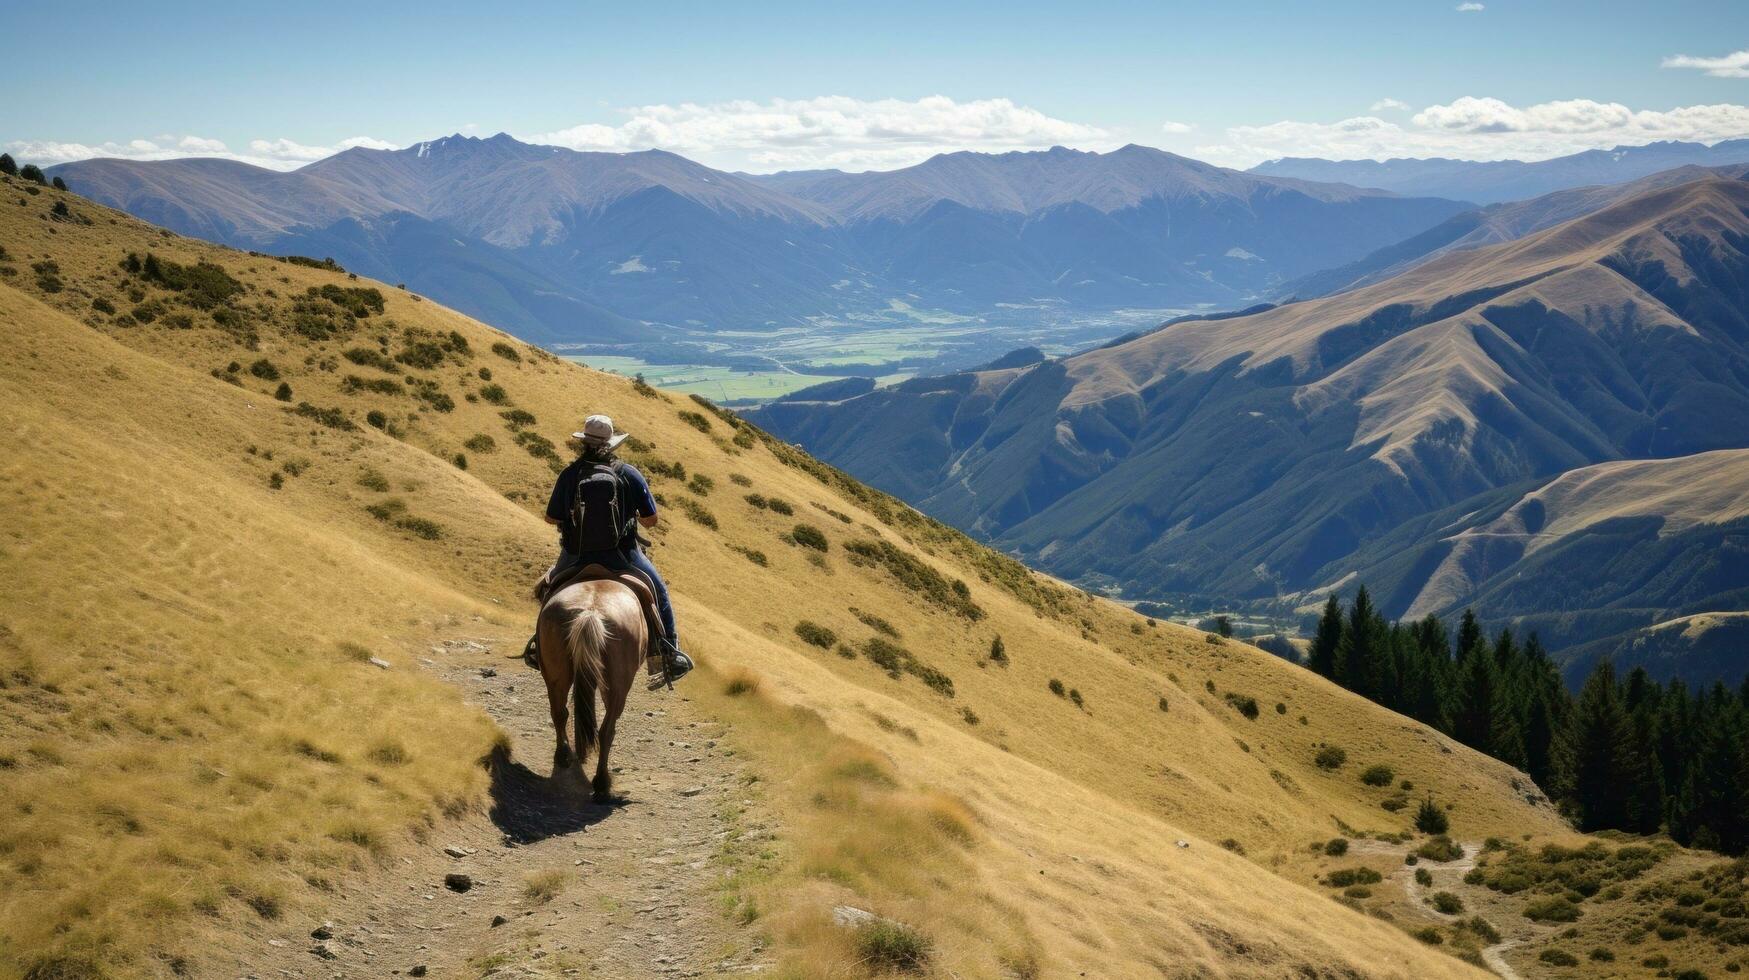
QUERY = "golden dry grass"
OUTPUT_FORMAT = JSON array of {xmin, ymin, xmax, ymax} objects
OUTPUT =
[{"xmin": 0, "ymin": 174, "xmax": 1581, "ymax": 977}]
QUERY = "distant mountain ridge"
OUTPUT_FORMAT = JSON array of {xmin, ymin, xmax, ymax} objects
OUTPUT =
[
  {"xmin": 49, "ymin": 135, "xmax": 1469, "ymax": 345},
  {"xmin": 1251, "ymin": 139, "xmax": 1749, "ymax": 205},
  {"xmin": 749, "ymin": 176, "xmax": 1749, "ymax": 683}
]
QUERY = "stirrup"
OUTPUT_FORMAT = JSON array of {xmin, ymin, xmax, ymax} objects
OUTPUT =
[
  {"xmin": 646, "ymin": 641, "xmax": 691, "ymax": 691},
  {"xmin": 522, "ymin": 634, "xmax": 540, "ymax": 670}
]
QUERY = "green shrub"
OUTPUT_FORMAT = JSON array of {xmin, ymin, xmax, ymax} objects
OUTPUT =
[
  {"xmin": 1360, "ymin": 765, "xmax": 1394, "ymax": 787},
  {"xmin": 1325, "ymin": 867, "xmax": 1383, "ymax": 888},
  {"xmin": 1410, "ymin": 927, "xmax": 1442, "ymax": 945},
  {"xmin": 1314, "ymin": 746, "xmax": 1347, "ymax": 770},
  {"xmin": 794, "ymin": 621, "xmax": 837, "ymax": 649},
  {"xmin": 1048, "ymin": 679, "xmax": 1066, "ymax": 698},
  {"xmin": 343, "ymin": 347, "xmax": 399, "ymax": 372},
  {"xmin": 1415, "ymin": 868, "xmax": 1433, "ymax": 886},
  {"xmin": 499, "ymin": 408, "xmax": 537, "ymax": 429},
  {"xmin": 395, "ymin": 516, "xmax": 443, "ymax": 540},
  {"xmin": 490, "ymin": 341, "xmax": 521, "ymax": 362},
  {"xmin": 1588, "ymin": 948, "xmax": 1614, "ymax": 962},
  {"xmin": 365, "ymin": 410, "xmax": 388, "ymax": 430},
  {"xmin": 767, "ymin": 497, "xmax": 794, "ymax": 515},
  {"xmin": 92, "ymin": 296, "xmax": 116, "ymax": 315},
  {"xmin": 687, "ymin": 473, "xmax": 714, "ymax": 496},
  {"xmin": 789, "ymin": 524, "xmax": 828, "ymax": 551},
  {"xmin": 1524, "ymin": 898, "xmax": 1581, "ymax": 923},
  {"xmin": 988, "ymin": 635, "xmax": 1006, "ymax": 663},
  {"xmin": 672, "ymin": 495, "xmax": 718, "ymax": 530},
  {"xmin": 274, "ymin": 382, "xmax": 293, "ymax": 402},
  {"xmin": 1417, "ymin": 836, "xmax": 1463, "ymax": 862},
  {"xmin": 357, "ymin": 468, "xmax": 391, "ymax": 492},
  {"xmin": 1537, "ymin": 949, "xmax": 1578, "ymax": 967},
  {"xmin": 1465, "ymin": 917, "xmax": 1501, "ymax": 943},
  {"xmin": 1324, "ymin": 838, "xmax": 1349, "ymax": 857},
  {"xmin": 136, "ymin": 253, "xmax": 244, "ymax": 308},
  {"xmin": 1430, "ymin": 892, "xmax": 1464, "ymax": 915},
  {"xmin": 842, "ymin": 538, "xmax": 983, "ymax": 620},
  {"xmin": 731, "ymin": 546, "xmax": 767, "ymax": 567},
  {"xmin": 479, "ymin": 383, "xmax": 509, "ymax": 405},
  {"xmin": 342, "ymin": 375, "xmax": 403, "ymax": 395},
  {"xmin": 463, "ymin": 434, "xmax": 496, "ymax": 453},
  {"xmin": 853, "ymin": 609, "xmax": 900, "ymax": 638},
  {"xmin": 248, "ymin": 358, "xmax": 280, "ymax": 380},
  {"xmin": 678, "ymin": 410, "xmax": 712, "ymax": 433},
  {"xmin": 855, "ymin": 920, "xmax": 930, "ymax": 973},
  {"xmin": 1069, "ymin": 689, "xmax": 1084, "ymax": 709},
  {"xmin": 1157, "ymin": 696, "xmax": 1170, "ymax": 712},
  {"xmin": 291, "ymin": 402, "xmax": 356, "ymax": 431},
  {"xmin": 1224, "ymin": 692, "xmax": 1259, "ymax": 719}
]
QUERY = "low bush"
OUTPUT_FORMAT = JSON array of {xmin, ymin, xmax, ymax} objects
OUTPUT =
[
  {"xmin": 478, "ymin": 383, "xmax": 509, "ymax": 405},
  {"xmin": 1324, "ymin": 838, "xmax": 1349, "ymax": 857},
  {"xmin": 248, "ymin": 358, "xmax": 280, "ymax": 380},
  {"xmin": 766, "ymin": 497, "xmax": 794, "ymax": 515},
  {"xmin": 789, "ymin": 524, "xmax": 828, "ymax": 551},
  {"xmin": 1537, "ymin": 949, "xmax": 1578, "ymax": 967},
  {"xmin": 1360, "ymin": 765, "xmax": 1394, "ymax": 787},
  {"xmin": 678, "ymin": 410, "xmax": 712, "ymax": 433},
  {"xmin": 852, "ymin": 609, "xmax": 900, "ymax": 638},
  {"xmin": 1314, "ymin": 746, "xmax": 1347, "ymax": 770},
  {"xmin": 395, "ymin": 516, "xmax": 443, "ymax": 540},
  {"xmin": 1325, "ymin": 867, "xmax": 1383, "ymax": 888},
  {"xmin": 343, "ymin": 347, "xmax": 399, "ymax": 372},
  {"xmin": 1410, "ymin": 927, "xmax": 1442, "ymax": 945},
  {"xmin": 490, "ymin": 341, "xmax": 521, "ymax": 362},
  {"xmin": 794, "ymin": 621, "xmax": 837, "ymax": 649},
  {"xmin": 463, "ymin": 433, "xmax": 496, "ymax": 453},
  {"xmin": 1417, "ymin": 835, "xmax": 1463, "ymax": 862},
  {"xmin": 1415, "ymin": 868, "xmax": 1433, "ymax": 886},
  {"xmin": 291, "ymin": 402, "xmax": 356, "ymax": 431},
  {"xmin": 856, "ymin": 920, "xmax": 931, "ymax": 973},
  {"xmin": 1048, "ymin": 679, "xmax": 1066, "ymax": 698},
  {"xmin": 1465, "ymin": 917, "xmax": 1501, "ymax": 943},
  {"xmin": 1430, "ymin": 891, "xmax": 1464, "ymax": 915},
  {"xmin": 730, "ymin": 546, "xmax": 767, "ymax": 566},
  {"xmin": 1224, "ymin": 692, "xmax": 1259, "ymax": 719},
  {"xmin": 1524, "ymin": 897, "xmax": 1581, "ymax": 923},
  {"xmin": 357, "ymin": 468, "xmax": 390, "ymax": 492},
  {"xmin": 843, "ymin": 538, "xmax": 982, "ymax": 620}
]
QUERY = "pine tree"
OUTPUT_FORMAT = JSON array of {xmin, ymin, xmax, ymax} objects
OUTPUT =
[
  {"xmin": 1519, "ymin": 634, "xmax": 1563, "ymax": 790},
  {"xmin": 0, "ymin": 153, "xmax": 16, "ymax": 176},
  {"xmin": 1307, "ymin": 594, "xmax": 1342, "ymax": 679},
  {"xmin": 1672, "ymin": 685, "xmax": 1748, "ymax": 853},
  {"xmin": 1557, "ymin": 662, "xmax": 1656, "ymax": 832},
  {"xmin": 1335, "ymin": 587, "xmax": 1389, "ymax": 701},
  {"xmin": 1451, "ymin": 637, "xmax": 1499, "ymax": 754},
  {"xmin": 1488, "ymin": 629, "xmax": 1528, "ymax": 768}
]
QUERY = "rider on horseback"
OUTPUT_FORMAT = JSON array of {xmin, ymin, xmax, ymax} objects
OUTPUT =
[{"xmin": 528, "ymin": 414, "xmax": 692, "ymax": 688}]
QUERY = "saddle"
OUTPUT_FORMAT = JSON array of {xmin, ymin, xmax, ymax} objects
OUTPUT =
[{"xmin": 535, "ymin": 561, "xmax": 665, "ymax": 652}]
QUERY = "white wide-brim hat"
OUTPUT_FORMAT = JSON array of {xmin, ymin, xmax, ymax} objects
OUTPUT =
[{"xmin": 572, "ymin": 414, "xmax": 628, "ymax": 450}]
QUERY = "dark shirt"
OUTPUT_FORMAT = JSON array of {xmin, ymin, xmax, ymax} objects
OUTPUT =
[{"xmin": 546, "ymin": 456, "xmax": 657, "ymax": 550}]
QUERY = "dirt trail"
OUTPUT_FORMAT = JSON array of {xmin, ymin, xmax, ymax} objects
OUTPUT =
[
  {"xmin": 1352, "ymin": 839, "xmax": 1530, "ymax": 980},
  {"xmin": 231, "ymin": 633, "xmax": 771, "ymax": 979}
]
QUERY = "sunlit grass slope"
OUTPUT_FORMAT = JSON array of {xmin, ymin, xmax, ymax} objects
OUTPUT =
[{"xmin": 0, "ymin": 174, "xmax": 1565, "ymax": 977}]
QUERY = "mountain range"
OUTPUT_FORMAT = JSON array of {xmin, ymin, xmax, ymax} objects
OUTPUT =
[
  {"xmin": 1251, "ymin": 138, "xmax": 1749, "ymax": 205},
  {"xmin": 48, "ymin": 136, "xmax": 1469, "ymax": 351},
  {"xmin": 750, "ymin": 174, "xmax": 1749, "ymax": 684}
]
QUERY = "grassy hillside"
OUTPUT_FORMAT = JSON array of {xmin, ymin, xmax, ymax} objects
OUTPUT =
[{"xmin": 0, "ymin": 172, "xmax": 1661, "ymax": 979}]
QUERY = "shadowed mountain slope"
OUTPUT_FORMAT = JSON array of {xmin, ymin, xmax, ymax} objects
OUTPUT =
[{"xmin": 751, "ymin": 177, "xmax": 1749, "ymax": 678}]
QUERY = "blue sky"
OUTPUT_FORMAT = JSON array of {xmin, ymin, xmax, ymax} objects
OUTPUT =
[{"xmin": 6, "ymin": 0, "xmax": 1749, "ymax": 171}]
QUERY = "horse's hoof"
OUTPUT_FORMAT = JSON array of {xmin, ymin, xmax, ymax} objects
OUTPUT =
[
  {"xmin": 592, "ymin": 790, "xmax": 612, "ymax": 805},
  {"xmin": 553, "ymin": 748, "xmax": 574, "ymax": 772}
]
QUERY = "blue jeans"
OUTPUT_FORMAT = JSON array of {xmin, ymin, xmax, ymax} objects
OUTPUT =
[{"xmin": 552, "ymin": 544, "xmax": 677, "ymax": 646}]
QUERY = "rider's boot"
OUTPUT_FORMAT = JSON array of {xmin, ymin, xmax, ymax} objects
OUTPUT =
[
  {"xmin": 645, "ymin": 637, "xmax": 693, "ymax": 690},
  {"xmin": 523, "ymin": 632, "xmax": 540, "ymax": 670}
]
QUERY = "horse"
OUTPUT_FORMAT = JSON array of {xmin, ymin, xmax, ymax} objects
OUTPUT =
[{"xmin": 535, "ymin": 578, "xmax": 647, "ymax": 802}]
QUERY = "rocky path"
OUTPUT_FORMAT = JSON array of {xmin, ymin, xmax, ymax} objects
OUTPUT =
[
  {"xmin": 233, "ymin": 634, "xmax": 771, "ymax": 979},
  {"xmin": 1353, "ymin": 838, "xmax": 1530, "ymax": 980}
]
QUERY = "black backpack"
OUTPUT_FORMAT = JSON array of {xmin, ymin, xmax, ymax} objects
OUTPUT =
[{"xmin": 569, "ymin": 460, "xmax": 631, "ymax": 553}]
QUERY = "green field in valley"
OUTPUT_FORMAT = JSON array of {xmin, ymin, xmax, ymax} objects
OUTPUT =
[{"xmin": 563, "ymin": 355, "xmax": 911, "ymax": 404}]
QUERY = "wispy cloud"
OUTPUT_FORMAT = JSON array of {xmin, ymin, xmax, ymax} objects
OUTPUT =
[
  {"xmin": 1455, "ymin": 2, "xmax": 1484, "ymax": 11},
  {"xmin": 1160, "ymin": 120, "xmax": 1194, "ymax": 134},
  {"xmin": 533, "ymin": 96, "xmax": 1113, "ymax": 172},
  {"xmin": 1198, "ymin": 96, "xmax": 1749, "ymax": 167},
  {"xmin": 1370, "ymin": 99, "xmax": 1411, "ymax": 112},
  {"xmin": 3, "ymin": 134, "xmax": 399, "ymax": 170},
  {"xmin": 1663, "ymin": 49, "xmax": 1749, "ymax": 79}
]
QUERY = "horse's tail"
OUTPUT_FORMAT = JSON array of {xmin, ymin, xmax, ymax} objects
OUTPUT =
[{"xmin": 567, "ymin": 608, "xmax": 610, "ymax": 759}]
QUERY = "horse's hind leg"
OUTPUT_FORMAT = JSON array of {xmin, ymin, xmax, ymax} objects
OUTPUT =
[
  {"xmin": 539, "ymin": 621, "xmax": 575, "ymax": 772},
  {"xmin": 592, "ymin": 673, "xmax": 630, "ymax": 803}
]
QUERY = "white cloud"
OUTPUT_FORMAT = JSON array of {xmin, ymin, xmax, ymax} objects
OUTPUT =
[
  {"xmin": 1370, "ymin": 98, "xmax": 1410, "ymax": 112},
  {"xmin": 3, "ymin": 134, "xmax": 399, "ymax": 170},
  {"xmin": 532, "ymin": 95, "xmax": 1112, "ymax": 172},
  {"xmin": 1663, "ymin": 49, "xmax": 1749, "ymax": 79},
  {"xmin": 1198, "ymin": 96, "xmax": 1749, "ymax": 168},
  {"xmin": 1455, "ymin": 2, "xmax": 1484, "ymax": 11},
  {"xmin": 1160, "ymin": 120, "xmax": 1194, "ymax": 134}
]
